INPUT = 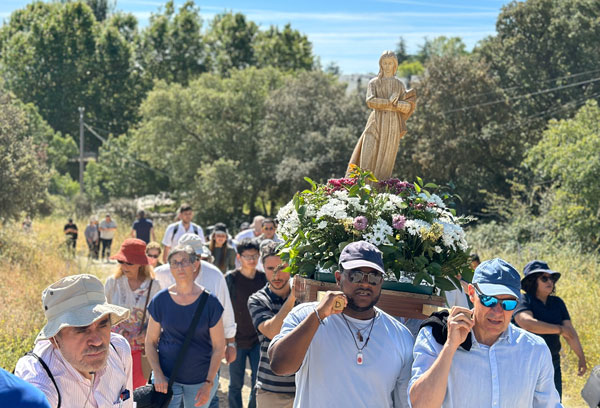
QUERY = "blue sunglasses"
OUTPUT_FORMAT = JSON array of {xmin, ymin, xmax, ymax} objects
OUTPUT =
[{"xmin": 474, "ymin": 285, "xmax": 518, "ymax": 311}]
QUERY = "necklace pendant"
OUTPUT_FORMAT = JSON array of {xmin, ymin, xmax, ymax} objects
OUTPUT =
[
  {"xmin": 356, "ymin": 352, "xmax": 363, "ymax": 365},
  {"xmin": 357, "ymin": 331, "xmax": 363, "ymax": 342}
]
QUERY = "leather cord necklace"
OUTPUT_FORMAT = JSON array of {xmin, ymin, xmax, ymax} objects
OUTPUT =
[{"xmin": 341, "ymin": 312, "xmax": 377, "ymax": 365}]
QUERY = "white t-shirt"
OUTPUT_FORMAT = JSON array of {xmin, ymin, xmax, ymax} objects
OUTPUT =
[
  {"xmin": 154, "ymin": 261, "xmax": 236, "ymax": 339},
  {"xmin": 161, "ymin": 221, "xmax": 205, "ymax": 248},
  {"xmin": 270, "ymin": 303, "xmax": 414, "ymax": 408}
]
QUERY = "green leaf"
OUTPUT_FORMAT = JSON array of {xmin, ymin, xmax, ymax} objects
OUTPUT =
[
  {"xmin": 338, "ymin": 241, "xmax": 350, "ymax": 252},
  {"xmin": 304, "ymin": 176, "xmax": 317, "ymax": 190},
  {"xmin": 298, "ymin": 262, "xmax": 316, "ymax": 277},
  {"xmin": 414, "ymin": 183, "xmax": 421, "ymax": 193},
  {"xmin": 416, "ymin": 176, "xmax": 423, "ymax": 187},
  {"xmin": 424, "ymin": 182, "xmax": 438, "ymax": 189},
  {"xmin": 434, "ymin": 277, "xmax": 458, "ymax": 291}
]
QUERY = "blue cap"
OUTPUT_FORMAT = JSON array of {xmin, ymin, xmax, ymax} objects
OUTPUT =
[
  {"xmin": 339, "ymin": 241, "xmax": 385, "ymax": 274},
  {"xmin": 472, "ymin": 258, "xmax": 521, "ymax": 299},
  {"xmin": 522, "ymin": 260, "xmax": 560, "ymax": 284}
]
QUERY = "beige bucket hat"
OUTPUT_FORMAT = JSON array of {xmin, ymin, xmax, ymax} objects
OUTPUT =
[{"xmin": 36, "ymin": 274, "xmax": 130, "ymax": 343}]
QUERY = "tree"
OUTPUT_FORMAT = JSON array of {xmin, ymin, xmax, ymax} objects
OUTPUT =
[
  {"xmin": 417, "ymin": 36, "xmax": 467, "ymax": 63},
  {"xmin": 0, "ymin": 1, "xmax": 143, "ymax": 151},
  {"xmin": 395, "ymin": 37, "xmax": 410, "ymax": 63},
  {"xmin": 261, "ymin": 70, "xmax": 369, "ymax": 202},
  {"xmin": 477, "ymin": 0, "xmax": 600, "ymax": 131},
  {"xmin": 205, "ymin": 12, "xmax": 258, "ymax": 75},
  {"xmin": 131, "ymin": 67, "xmax": 286, "ymax": 222},
  {"xmin": 525, "ymin": 100, "xmax": 600, "ymax": 249},
  {"xmin": 254, "ymin": 24, "xmax": 315, "ymax": 71},
  {"xmin": 0, "ymin": 87, "xmax": 50, "ymax": 220},
  {"xmin": 396, "ymin": 54, "xmax": 518, "ymax": 214},
  {"xmin": 137, "ymin": 0, "xmax": 209, "ymax": 85}
]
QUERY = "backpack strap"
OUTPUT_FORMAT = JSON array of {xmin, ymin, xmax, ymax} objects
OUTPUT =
[
  {"xmin": 171, "ymin": 224, "xmax": 179, "ymax": 243},
  {"xmin": 26, "ymin": 352, "xmax": 61, "ymax": 408},
  {"xmin": 225, "ymin": 271, "xmax": 236, "ymax": 303}
]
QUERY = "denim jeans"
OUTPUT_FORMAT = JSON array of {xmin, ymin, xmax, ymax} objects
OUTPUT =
[
  {"xmin": 153, "ymin": 372, "xmax": 219, "ymax": 408},
  {"xmin": 228, "ymin": 343, "xmax": 260, "ymax": 408}
]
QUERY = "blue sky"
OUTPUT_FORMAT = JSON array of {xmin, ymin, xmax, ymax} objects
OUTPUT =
[{"xmin": 0, "ymin": 0, "xmax": 512, "ymax": 74}]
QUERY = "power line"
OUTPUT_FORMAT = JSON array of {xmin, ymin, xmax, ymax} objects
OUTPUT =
[
  {"xmin": 440, "ymin": 76, "xmax": 600, "ymax": 115},
  {"xmin": 467, "ymin": 67, "xmax": 600, "ymax": 100},
  {"xmin": 83, "ymin": 123, "xmax": 170, "ymax": 177}
]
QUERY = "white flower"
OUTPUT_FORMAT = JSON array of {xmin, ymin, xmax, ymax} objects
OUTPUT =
[
  {"xmin": 434, "ymin": 246, "xmax": 443, "ymax": 253},
  {"xmin": 277, "ymin": 201, "xmax": 300, "ymax": 238},
  {"xmin": 404, "ymin": 219, "xmax": 431, "ymax": 237},
  {"xmin": 378, "ymin": 193, "xmax": 404, "ymax": 213},
  {"xmin": 317, "ymin": 221, "xmax": 328, "ymax": 229},
  {"xmin": 316, "ymin": 198, "xmax": 348, "ymax": 220},
  {"xmin": 363, "ymin": 217, "xmax": 393, "ymax": 246},
  {"xmin": 437, "ymin": 220, "xmax": 468, "ymax": 251}
]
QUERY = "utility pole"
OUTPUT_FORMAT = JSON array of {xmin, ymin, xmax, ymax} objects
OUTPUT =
[{"xmin": 78, "ymin": 107, "xmax": 85, "ymax": 193}]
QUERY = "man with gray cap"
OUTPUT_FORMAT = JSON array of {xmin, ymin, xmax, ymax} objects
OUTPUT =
[
  {"xmin": 268, "ymin": 241, "xmax": 414, "ymax": 407},
  {"xmin": 15, "ymin": 274, "xmax": 133, "ymax": 407},
  {"xmin": 409, "ymin": 258, "xmax": 562, "ymax": 407}
]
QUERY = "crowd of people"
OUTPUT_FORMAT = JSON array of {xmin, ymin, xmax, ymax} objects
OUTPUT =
[{"xmin": 4, "ymin": 203, "xmax": 592, "ymax": 408}]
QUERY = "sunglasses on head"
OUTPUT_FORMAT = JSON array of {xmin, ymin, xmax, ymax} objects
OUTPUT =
[
  {"xmin": 474, "ymin": 285, "xmax": 518, "ymax": 311},
  {"xmin": 538, "ymin": 274, "xmax": 557, "ymax": 283},
  {"xmin": 118, "ymin": 260, "xmax": 134, "ymax": 266},
  {"xmin": 344, "ymin": 269, "xmax": 384, "ymax": 285}
]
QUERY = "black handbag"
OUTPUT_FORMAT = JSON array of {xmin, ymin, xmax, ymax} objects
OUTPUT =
[{"xmin": 134, "ymin": 291, "xmax": 210, "ymax": 408}]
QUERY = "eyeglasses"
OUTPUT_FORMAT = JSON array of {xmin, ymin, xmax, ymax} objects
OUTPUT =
[
  {"xmin": 170, "ymin": 259, "xmax": 192, "ymax": 268},
  {"xmin": 263, "ymin": 227, "xmax": 275, "ymax": 231},
  {"xmin": 344, "ymin": 269, "xmax": 384, "ymax": 285},
  {"xmin": 147, "ymin": 254, "xmax": 159, "ymax": 259},
  {"xmin": 474, "ymin": 286, "xmax": 518, "ymax": 311},
  {"xmin": 241, "ymin": 254, "xmax": 259, "ymax": 261},
  {"xmin": 118, "ymin": 260, "xmax": 133, "ymax": 266},
  {"xmin": 538, "ymin": 275, "xmax": 557, "ymax": 283}
]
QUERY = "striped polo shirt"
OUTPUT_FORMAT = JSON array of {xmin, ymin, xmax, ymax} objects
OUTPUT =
[{"xmin": 248, "ymin": 285, "xmax": 296, "ymax": 393}]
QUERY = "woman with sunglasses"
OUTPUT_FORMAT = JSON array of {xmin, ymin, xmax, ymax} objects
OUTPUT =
[
  {"xmin": 105, "ymin": 238, "xmax": 161, "ymax": 388},
  {"xmin": 513, "ymin": 260, "xmax": 587, "ymax": 398},
  {"xmin": 146, "ymin": 241, "xmax": 163, "ymax": 268}
]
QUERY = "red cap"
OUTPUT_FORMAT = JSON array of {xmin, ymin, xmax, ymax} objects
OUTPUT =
[{"xmin": 111, "ymin": 238, "xmax": 150, "ymax": 265}]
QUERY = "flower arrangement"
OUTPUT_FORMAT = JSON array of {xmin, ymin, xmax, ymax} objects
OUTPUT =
[{"xmin": 277, "ymin": 166, "xmax": 474, "ymax": 293}]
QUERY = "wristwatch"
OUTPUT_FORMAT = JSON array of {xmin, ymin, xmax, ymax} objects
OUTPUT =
[{"xmin": 227, "ymin": 342, "xmax": 237, "ymax": 348}]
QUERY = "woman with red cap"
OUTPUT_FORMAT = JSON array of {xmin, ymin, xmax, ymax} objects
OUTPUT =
[{"xmin": 105, "ymin": 238, "xmax": 161, "ymax": 388}]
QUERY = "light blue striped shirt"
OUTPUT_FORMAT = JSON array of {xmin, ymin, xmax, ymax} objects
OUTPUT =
[{"xmin": 409, "ymin": 323, "xmax": 562, "ymax": 407}]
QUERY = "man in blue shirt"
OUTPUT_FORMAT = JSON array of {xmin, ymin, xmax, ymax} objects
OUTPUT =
[
  {"xmin": 409, "ymin": 258, "xmax": 562, "ymax": 408},
  {"xmin": 131, "ymin": 210, "xmax": 155, "ymax": 244}
]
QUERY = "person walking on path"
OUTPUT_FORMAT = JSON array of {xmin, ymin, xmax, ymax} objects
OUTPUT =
[
  {"xmin": 162, "ymin": 204, "xmax": 205, "ymax": 263},
  {"xmin": 130, "ymin": 210, "xmax": 156, "ymax": 244},
  {"xmin": 63, "ymin": 218, "xmax": 78, "ymax": 256},
  {"xmin": 84, "ymin": 216, "xmax": 99, "ymax": 259},
  {"xmin": 409, "ymin": 258, "xmax": 562, "ymax": 408},
  {"xmin": 208, "ymin": 223, "xmax": 236, "ymax": 273},
  {"xmin": 99, "ymin": 213, "xmax": 117, "ymax": 262},
  {"xmin": 105, "ymin": 238, "xmax": 161, "ymax": 389},
  {"xmin": 14, "ymin": 274, "xmax": 133, "ymax": 407},
  {"xmin": 268, "ymin": 241, "xmax": 414, "ymax": 408},
  {"xmin": 513, "ymin": 260, "xmax": 587, "ymax": 398},
  {"xmin": 248, "ymin": 240, "xmax": 296, "ymax": 407},
  {"xmin": 145, "ymin": 244, "xmax": 225, "ymax": 408},
  {"xmin": 225, "ymin": 239, "xmax": 267, "ymax": 408}
]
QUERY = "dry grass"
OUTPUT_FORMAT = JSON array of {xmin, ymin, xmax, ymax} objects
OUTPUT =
[
  {"xmin": 0, "ymin": 215, "xmax": 163, "ymax": 370},
  {"xmin": 475, "ymin": 247, "xmax": 600, "ymax": 408}
]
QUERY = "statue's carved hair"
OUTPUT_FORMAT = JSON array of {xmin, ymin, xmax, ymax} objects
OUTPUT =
[{"xmin": 377, "ymin": 50, "xmax": 398, "ymax": 79}]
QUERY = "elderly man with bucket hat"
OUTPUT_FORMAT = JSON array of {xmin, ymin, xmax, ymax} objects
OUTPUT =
[
  {"xmin": 15, "ymin": 274, "xmax": 133, "ymax": 407},
  {"xmin": 409, "ymin": 258, "xmax": 562, "ymax": 408},
  {"xmin": 268, "ymin": 241, "xmax": 414, "ymax": 408}
]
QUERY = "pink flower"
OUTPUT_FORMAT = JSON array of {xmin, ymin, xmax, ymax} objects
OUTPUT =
[
  {"xmin": 392, "ymin": 215, "xmax": 406, "ymax": 230},
  {"xmin": 353, "ymin": 216, "xmax": 368, "ymax": 231}
]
